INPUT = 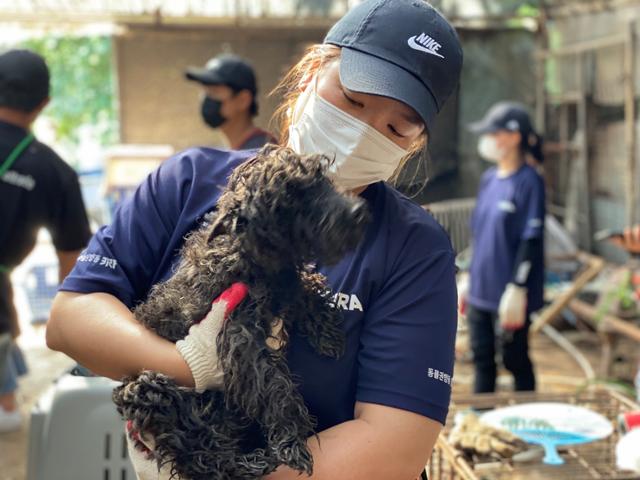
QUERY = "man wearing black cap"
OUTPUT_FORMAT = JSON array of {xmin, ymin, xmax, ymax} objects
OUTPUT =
[
  {"xmin": 0, "ymin": 49, "xmax": 91, "ymax": 432},
  {"xmin": 186, "ymin": 54, "xmax": 277, "ymax": 150}
]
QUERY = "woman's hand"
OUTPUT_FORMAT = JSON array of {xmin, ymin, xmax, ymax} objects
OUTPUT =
[
  {"xmin": 119, "ymin": 284, "xmax": 248, "ymax": 479},
  {"xmin": 125, "ymin": 421, "xmax": 173, "ymax": 480},
  {"xmin": 176, "ymin": 282, "xmax": 248, "ymax": 392},
  {"xmin": 47, "ymin": 284, "xmax": 246, "ymax": 388},
  {"xmin": 498, "ymin": 283, "xmax": 527, "ymax": 330}
]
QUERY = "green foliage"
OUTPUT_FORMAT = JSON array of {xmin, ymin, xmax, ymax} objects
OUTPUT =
[
  {"xmin": 595, "ymin": 270, "xmax": 637, "ymax": 324},
  {"xmin": 19, "ymin": 35, "xmax": 118, "ymax": 146},
  {"xmin": 515, "ymin": 3, "xmax": 540, "ymax": 18},
  {"xmin": 577, "ymin": 378, "xmax": 637, "ymax": 399},
  {"xmin": 504, "ymin": 1, "xmax": 541, "ymax": 29}
]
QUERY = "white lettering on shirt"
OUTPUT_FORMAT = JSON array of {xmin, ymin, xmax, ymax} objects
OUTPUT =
[
  {"xmin": 78, "ymin": 252, "xmax": 118, "ymax": 269},
  {"xmin": 348, "ymin": 294, "xmax": 363, "ymax": 312},
  {"xmin": 427, "ymin": 367, "xmax": 452, "ymax": 385},
  {"xmin": 336, "ymin": 293, "xmax": 349, "ymax": 310},
  {"xmin": 330, "ymin": 292, "xmax": 364, "ymax": 312},
  {"xmin": 498, "ymin": 200, "xmax": 516, "ymax": 213},
  {"xmin": 2, "ymin": 170, "xmax": 36, "ymax": 191}
]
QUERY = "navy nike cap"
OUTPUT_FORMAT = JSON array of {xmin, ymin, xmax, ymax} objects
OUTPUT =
[
  {"xmin": 324, "ymin": 0, "xmax": 463, "ymax": 128},
  {"xmin": 468, "ymin": 101, "xmax": 533, "ymax": 135},
  {"xmin": 185, "ymin": 54, "xmax": 257, "ymax": 94}
]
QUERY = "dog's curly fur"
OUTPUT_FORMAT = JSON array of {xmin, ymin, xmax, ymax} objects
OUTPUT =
[{"xmin": 112, "ymin": 146, "xmax": 370, "ymax": 479}]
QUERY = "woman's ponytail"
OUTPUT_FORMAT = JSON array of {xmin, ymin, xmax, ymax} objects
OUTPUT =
[{"xmin": 523, "ymin": 130, "xmax": 544, "ymax": 165}]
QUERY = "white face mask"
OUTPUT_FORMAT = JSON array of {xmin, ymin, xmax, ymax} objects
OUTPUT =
[
  {"xmin": 477, "ymin": 134, "xmax": 506, "ymax": 163},
  {"xmin": 287, "ymin": 79, "xmax": 408, "ymax": 190}
]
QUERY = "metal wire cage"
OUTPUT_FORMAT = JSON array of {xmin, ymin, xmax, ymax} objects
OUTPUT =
[{"xmin": 427, "ymin": 389, "xmax": 640, "ymax": 480}]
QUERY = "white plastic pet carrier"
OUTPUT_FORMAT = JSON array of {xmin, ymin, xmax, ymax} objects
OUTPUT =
[{"xmin": 26, "ymin": 374, "xmax": 136, "ymax": 480}]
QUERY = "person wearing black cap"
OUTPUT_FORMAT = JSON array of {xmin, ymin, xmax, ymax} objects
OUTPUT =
[
  {"xmin": 185, "ymin": 54, "xmax": 277, "ymax": 150},
  {"xmin": 462, "ymin": 101, "xmax": 545, "ymax": 394},
  {"xmin": 0, "ymin": 49, "xmax": 91, "ymax": 432},
  {"xmin": 48, "ymin": 1, "xmax": 462, "ymax": 477}
]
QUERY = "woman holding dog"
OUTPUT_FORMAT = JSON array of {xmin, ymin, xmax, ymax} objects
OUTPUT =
[{"xmin": 47, "ymin": 1, "xmax": 462, "ymax": 478}]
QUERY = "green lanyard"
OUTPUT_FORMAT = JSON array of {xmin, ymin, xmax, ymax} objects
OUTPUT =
[
  {"xmin": 0, "ymin": 132, "xmax": 34, "ymax": 177},
  {"xmin": 0, "ymin": 132, "xmax": 36, "ymax": 274}
]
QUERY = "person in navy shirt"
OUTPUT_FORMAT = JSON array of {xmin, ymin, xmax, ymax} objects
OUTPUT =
[
  {"xmin": 463, "ymin": 102, "xmax": 545, "ymax": 394},
  {"xmin": 47, "ymin": 1, "xmax": 463, "ymax": 478}
]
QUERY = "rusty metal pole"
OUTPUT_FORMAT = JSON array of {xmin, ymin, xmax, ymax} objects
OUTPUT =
[
  {"xmin": 624, "ymin": 20, "xmax": 637, "ymax": 225},
  {"xmin": 535, "ymin": 2, "xmax": 549, "ymax": 134}
]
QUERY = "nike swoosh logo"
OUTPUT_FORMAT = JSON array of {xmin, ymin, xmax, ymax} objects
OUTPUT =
[{"xmin": 407, "ymin": 36, "xmax": 445, "ymax": 58}]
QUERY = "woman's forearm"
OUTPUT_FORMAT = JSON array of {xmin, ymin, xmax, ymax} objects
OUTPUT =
[
  {"xmin": 266, "ymin": 402, "xmax": 441, "ymax": 480},
  {"xmin": 47, "ymin": 291, "xmax": 195, "ymax": 387}
]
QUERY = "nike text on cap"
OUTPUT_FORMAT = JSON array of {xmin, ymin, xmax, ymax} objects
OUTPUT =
[
  {"xmin": 468, "ymin": 101, "xmax": 533, "ymax": 135},
  {"xmin": 324, "ymin": 0, "xmax": 463, "ymax": 129},
  {"xmin": 185, "ymin": 54, "xmax": 257, "ymax": 94}
]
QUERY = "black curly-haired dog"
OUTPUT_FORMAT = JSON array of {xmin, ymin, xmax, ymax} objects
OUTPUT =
[{"xmin": 112, "ymin": 145, "xmax": 370, "ymax": 480}]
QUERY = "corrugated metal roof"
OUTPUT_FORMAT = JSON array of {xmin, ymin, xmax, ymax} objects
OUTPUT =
[
  {"xmin": 0, "ymin": 0, "xmax": 354, "ymax": 20},
  {"xmin": 0, "ymin": 0, "xmax": 539, "ymax": 26}
]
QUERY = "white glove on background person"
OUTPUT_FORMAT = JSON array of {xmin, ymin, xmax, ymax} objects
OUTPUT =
[
  {"xmin": 498, "ymin": 283, "xmax": 527, "ymax": 331},
  {"xmin": 176, "ymin": 282, "xmax": 248, "ymax": 392},
  {"xmin": 456, "ymin": 273, "xmax": 470, "ymax": 315}
]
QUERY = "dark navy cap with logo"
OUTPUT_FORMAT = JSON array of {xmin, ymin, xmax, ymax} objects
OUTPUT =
[
  {"xmin": 468, "ymin": 101, "xmax": 533, "ymax": 136},
  {"xmin": 324, "ymin": 0, "xmax": 463, "ymax": 128},
  {"xmin": 0, "ymin": 49, "xmax": 50, "ymax": 110},
  {"xmin": 185, "ymin": 54, "xmax": 257, "ymax": 94}
]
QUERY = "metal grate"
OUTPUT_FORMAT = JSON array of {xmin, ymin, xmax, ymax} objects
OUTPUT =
[
  {"xmin": 426, "ymin": 198, "xmax": 476, "ymax": 254},
  {"xmin": 102, "ymin": 433, "xmax": 130, "ymax": 480},
  {"xmin": 428, "ymin": 389, "xmax": 640, "ymax": 480}
]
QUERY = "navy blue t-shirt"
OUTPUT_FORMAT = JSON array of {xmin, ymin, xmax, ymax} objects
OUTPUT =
[
  {"xmin": 468, "ymin": 164, "xmax": 545, "ymax": 313},
  {"xmin": 61, "ymin": 148, "xmax": 458, "ymax": 428}
]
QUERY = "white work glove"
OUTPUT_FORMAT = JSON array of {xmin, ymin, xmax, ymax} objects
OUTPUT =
[
  {"xmin": 457, "ymin": 273, "xmax": 470, "ymax": 315},
  {"xmin": 617, "ymin": 429, "xmax": 640, "ymax": 473},
  {"xmin": 176, "ymin": 282, "xmax": 248, "ymax": 392},
  {"xmin": 125, "ymin": 421, "xmax": 174, "ymax": 480},
  {"xmin": 498, "ymin": 283, "xmax": 527, "ymax": 331}
]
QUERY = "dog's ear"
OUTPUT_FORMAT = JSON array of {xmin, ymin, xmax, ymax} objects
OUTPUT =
[{"xmin": 206, "ymin": 217, "xmax": 227, "ymax": 243}]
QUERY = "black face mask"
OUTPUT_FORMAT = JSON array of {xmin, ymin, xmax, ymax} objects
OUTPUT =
[{"xmin": 200, "ymin": 96, "xmax": 226, "ymax": 128}]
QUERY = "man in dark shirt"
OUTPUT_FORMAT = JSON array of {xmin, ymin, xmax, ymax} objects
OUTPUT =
[
  {"xmin": 186, "ymin": 54, "xmax": 277, "ymax": 150},
  {"xmin": 0, "ymin": 49, "xmax": 91, "ymax": 432}
]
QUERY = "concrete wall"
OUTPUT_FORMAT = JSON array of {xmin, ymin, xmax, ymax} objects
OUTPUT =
[
  {"xmin": 421, "ymin": 28, "xmax": 537, "ymax": 203},
  {"xmin": 546, "ymin": 7, "xmax": 640, "ymax": 255},
  {"xmin": 114, "ymin": 25, "xmax": 329, "ymax": 151}
]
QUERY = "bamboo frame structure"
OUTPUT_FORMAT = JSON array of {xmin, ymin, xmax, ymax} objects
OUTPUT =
[
  {"xmin": 428, "ymin": 389, "xmax": 640, "ymax": 480},
  {"xmin": 531, "ymin": 251, "xmax": 605, "ymax": 334}
]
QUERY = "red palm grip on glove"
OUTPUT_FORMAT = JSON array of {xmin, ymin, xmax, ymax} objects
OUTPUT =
[{"xmin": 214, "ymin": 282, "xmax": 248, "ymax": 320}]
